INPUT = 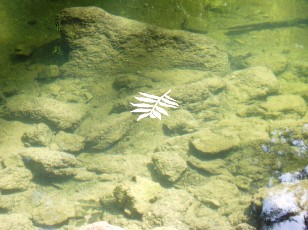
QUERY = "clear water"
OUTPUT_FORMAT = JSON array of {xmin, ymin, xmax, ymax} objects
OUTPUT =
[{"xmin": 0, "ymin": 0, "xmax": 307, "ymax": 229}]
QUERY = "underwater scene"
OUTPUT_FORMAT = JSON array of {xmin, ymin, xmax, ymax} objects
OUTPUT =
[{"xmin": 0, "ymin": 0, "xmax": 307, "ymax": 229}]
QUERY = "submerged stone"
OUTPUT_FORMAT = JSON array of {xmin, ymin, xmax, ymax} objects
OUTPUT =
[
  {"xmin": 37, "ymin": 65, "xmax": 61, "ymax": 80},
  {"xmin": 20, "ymin": 147, "xmax": 81, "ymax": 179},
  {"xmin": 81, "ymin": 113, "xmax": 132, "ymax": 151},
  {"xmin": 4, "ymin": 95, "xmax": 86, "ymax": 130},
  {"xmin": 163, "ymin": 109, "xmax": 199, "ymax": 135},
  {"xmin": 57, "ymin": 7, "xmax": 229, "ymax": 77},
  {"xmin": 191, "ymin": 129, "xmax": 240, "ymax": 156},
  {"xmin": 22, "ymin": 123, "xmax": 53, "ymax": 147},
  {"xmin": 80, "ymin": 221, "xmax": 124, "ymax": 230},
  {"xmin": 0, "ymin": 214, "xmax": 35, "ymax": 230},
  {"xmin": 152, "ymin": 152, "xmax": 187, "ymax": 183},
  {"xmin": 113, "ymin": 176, "xmax": 162, "ymax": 218},
  {"xmin": 226, "ymin": 66, "xmax": 279, "ymax": 102},
  {"xmin": 14, "ymin": 43, "xmax": 34, "ymax": 58},
  {"xmin": 260, "ymin": 94, "xmax": 307, "ymax": 117},
  {"xmin": 246, "ymin": 53, "xmax": 288, "ymax": 75},
  {"xmin": 51, "ymin": 131, "xmax": 85, "ymax": 153},
  {"xmin": 31, "ymin": 197, "xmax": 75, "ymax": 227},
  {"xmin": 0, "ymin": 167, "xmax": 32, "ymax": 192}
]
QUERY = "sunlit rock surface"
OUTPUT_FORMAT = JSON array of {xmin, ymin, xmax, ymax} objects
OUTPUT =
[
  {"xmin": 0, "ymin": 167, "xmax": 33, "ymax": 192},
  {"xmin": 20, "ymin": 147, "xmax": 81, "ymax": 179},
  {"xmin": 79, "ymin": 113, "xmax": 133, "ymax": 152},
  {"xmin": 114, "ymin": 176, "xmax": 162, "ymax": 218},
  {"xmin": 152, "ymin": 152, "xmax": 187, "ymax": 183},
  {"xmin": 4, "ymin": 95, "xmax": 87, "ymax": 130},
  {"xmin": 0, "ymin": 213, "xmax": 35, "ymax": 230},
  {"xmin": 57, "ymin": 7, "xmax": 230, "ymax": 77},
  {"xmin": 80, "ymin": 221, "xmax": 124, "ymax": 230},
  {"xmin": 31, "ymin": 196, "xmax": 75, "ymax": 227}
]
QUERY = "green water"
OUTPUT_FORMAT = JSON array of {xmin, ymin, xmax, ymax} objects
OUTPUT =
[{"xmin": 0, "ymin": 0, "xmax": 307, "ymax": 229}]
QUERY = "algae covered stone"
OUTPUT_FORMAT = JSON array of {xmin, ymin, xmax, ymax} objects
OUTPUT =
[
  {"xmin": 188, "ymin": 157, "xmax": 228, "ymax": 175},
  {"xmin": 163, "ymin": 109, "xmax": 199, "ymax": 135},
  {"xmin": 226, "ymin": 66, "xmax": 280, "ymax": 102},
  {"xmin": 0, "ymin": 213, "xmax": 35, "ymax": 230},
  {"xmin": 82, "ymin": 113, "xmax": 132, "ymax": 151},
  {"xmin": 260, "ymin": 94, "xmax": 307, "ymax": 117},
  {"xmin": 20, "ymin": 147, "xmax": 81, "ymax": 179},
  {"xmin": 31, "ymin": 197, "xmax": 75, "ymax": 227},
  {"xmin": 152, "ymin": 152, "xmax": 187, "ymax": 183},
  {"xmin": 51, "ymin": 131, "xmax": 85, "ymax": 153},
  {"xmin": 4, "ymin": 95, "xmax": 86, "ymax": 130},
  {"xmin": 57, "ymin": 6, "xmax": 229, "ymax": 77},
  {"xmin": 191, "ymin": 129, "xmax": 240, "ymax": 156},
  {"xmin": 0, "ymin": 167, "xmax": 33, "ymax": 192},
  {"xmin": 21, "ymin": 123, "xmax": 53, "ymax": 147},
  {"xmin": 113, "ymin": 176, "xmax": 162, "ymax": 217}
]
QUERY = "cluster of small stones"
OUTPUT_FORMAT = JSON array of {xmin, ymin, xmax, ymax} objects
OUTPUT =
[{"xmin": 0, "ymin": 6, "xmax": 307, "ymax": 230}]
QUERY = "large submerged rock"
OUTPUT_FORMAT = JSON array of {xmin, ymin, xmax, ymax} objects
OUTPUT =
[
  {"xmin": 4, "ymin": 95, "xmax": 86, "ymax": 130},
  {"xmin": 226, "ymin": 66, "xmax": 280, "ymax": 102},
  {"xmin": 0, "ymin": 214, "xmax": 35, "ymax": 230},
  {"xmin": 0, "ymin": 167, "xmax": 33, "ymax": 192},
  {"xmin": 20, "ymin": 148, "xmax": 81, "ymax": 179},
  {"xmin": 57, "ymin": 7, "xmax": 229, "ymax": 77}
]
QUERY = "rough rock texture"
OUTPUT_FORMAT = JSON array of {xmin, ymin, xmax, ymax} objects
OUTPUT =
[
  {"xmin": 0, "ymin": 196, "xmax": 11, "ymax": 212},
  {"xmin": 113, "ymin": 176, "xmax": 162, "ymax": 218},
  {"xmin": 0, "ymin": 92, "xmax": 5, "ymax": 105},
  {"xmin": 246, "ymin": 53, "xmax": 288, "ymax": 75},
  {"xmin": 4, "ymin": 95, "xmax": 87, "ymax": 130},
  {"xmin": 57, "ymin": 7, "xmax": 229, "ymax": 77},
  {"xmin": 0, "ymin": 167, "xmax": 32, "ymax": 192},
  {"xmin": 0, "ymin": 213, "xmax": 35, "ymax": 230},
  {"xmin": 260, "ymin": 94, "xmax": 307, "ymax": 117},
  {"xmin": 163, "ymin": 109, "xmax": 199, "ymax": 135},
  {"xmin": 80, "ymin": 221, "xmax": 124, "ymax": 230},
  {"xmin": 21, "ymin": 123, "xmax": 53, "ymax": 147},
  {"xmin": 190, "ymin": 118, "xmax": 269, "ymax": 157},
  {"xmin": 14, "ymin": 44, "xmax": 34, "ymax": 58},
  {"xmin": 152, "ymin": 152, "xmax": 187, "ymax": 183},
  {"xmin": 235, "ymin": 223, "xmax": 256, "ymax": 230},
  {"xmin": 171, "ymin": 77, "xmax": 226, "ymax": 110},
  {"xmin": 113, "ymin": 74, "xmax": 153, "ymax": 91},
  {"xmin": 226, "ymin": 66, "xmax": 280, "ymax": 102},
  {"xmin": 188, "ymin": 157, "xmax": 229, "ymax": 175},
  {"xmin": 293, "ymin": 60, "xmax": 308, "ymax": 78},
  {"xmin": 51, "ymin": 131, "xmax": 85, "ymax": 153},
  {"xmin": 37, "ymin": 65, "xmax": 61, "ymax": 80},
  {"xmin": 143, "ymin": 189, "xmax": 195, "ymax": 230},
  {"xmin": 20, "ymin": 147, "xmax": 81, "ymax": 179},
  {"xmin": 31, "ymin": 197, "xmax": 75, "ymax": 227},
  {"xmin": 191, "ymin": 128, "xmax": 240, "ymax": 156},
  {"xmin": 189, "ymin": 179, "xmax": 241, "ymax": 210},
  {"xmin": 185, "ymin": 202, "xmax": 234, "ymax": 230},
  {"xmin": 84, "ymin": 153, "xmax": 151, "ymax": 182},
  {"xmin": 81, "ymin": 113, "xmax": 132, "ymax": 151}
]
